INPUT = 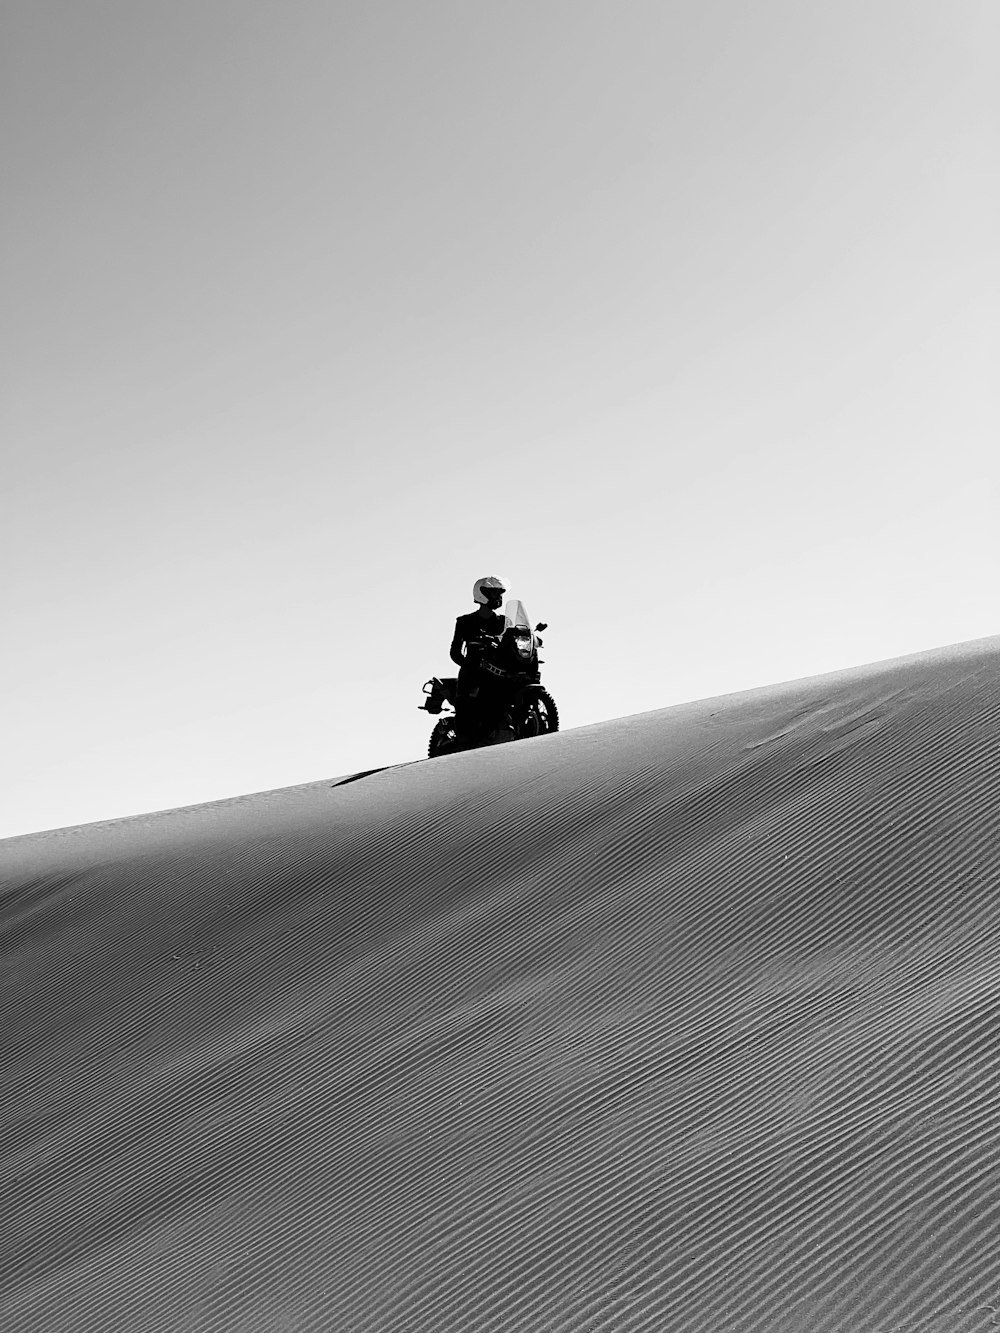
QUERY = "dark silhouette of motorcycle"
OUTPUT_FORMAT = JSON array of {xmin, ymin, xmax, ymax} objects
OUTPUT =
[{"xmin": 419, "ymin": 599, "xmax": 559, "ymax": 758}]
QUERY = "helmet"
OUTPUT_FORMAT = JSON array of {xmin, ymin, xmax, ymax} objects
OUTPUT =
[{"xmin": 473, "ymin": 575, "xmax": 506, "ymax": 605}]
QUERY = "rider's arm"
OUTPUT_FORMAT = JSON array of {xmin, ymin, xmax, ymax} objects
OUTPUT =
[{"xmin": 449, "ymin": 621, "xmax": 467, "ymax": 667}]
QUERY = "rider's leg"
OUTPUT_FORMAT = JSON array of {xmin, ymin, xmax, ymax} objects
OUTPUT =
[{"xmin": 454, "ymin": 666, "xmax": 479, "ymax": 736}]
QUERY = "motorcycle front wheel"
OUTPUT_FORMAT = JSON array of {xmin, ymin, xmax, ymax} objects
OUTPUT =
[{"xmin": 522, "ymin": 689, "xmax": 559, "ymax": 737}]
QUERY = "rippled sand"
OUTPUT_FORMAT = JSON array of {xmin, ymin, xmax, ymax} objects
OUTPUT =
[{"xmin": 4, "ymin": 635, "xmax": 999, "ymax": 1332}]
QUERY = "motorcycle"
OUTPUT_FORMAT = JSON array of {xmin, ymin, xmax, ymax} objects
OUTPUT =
[{"xmin": 419, "ymin": 598, "xmax": 559, "ymax": 758}]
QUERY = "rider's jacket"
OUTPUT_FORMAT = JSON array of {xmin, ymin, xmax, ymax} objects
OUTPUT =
[{"xmin": 450, "ymin": 610, "xmax": 506, "ymax": 668}]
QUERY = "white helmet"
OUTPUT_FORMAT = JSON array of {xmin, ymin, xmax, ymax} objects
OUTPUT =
[{"xmin": 473, "ymin": 575, "xmax": 506, "ymax": 605}]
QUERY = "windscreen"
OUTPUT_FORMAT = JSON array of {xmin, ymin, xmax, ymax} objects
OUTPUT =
[{"xmin": 504, "ymin": 599, "xmax": 531, "ymax": 631}]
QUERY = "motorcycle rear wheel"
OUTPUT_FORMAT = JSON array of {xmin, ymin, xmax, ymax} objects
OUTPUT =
[{"xmin": 428, "ymin": 717, "xmax": 463, "ymax": 758}]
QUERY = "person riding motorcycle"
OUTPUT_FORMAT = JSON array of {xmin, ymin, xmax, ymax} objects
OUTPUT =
[
  {"xmin": 420, "ymin": 575, "xmax": 557, "ymax": 756},
  {"xmin": 451, "ymin": 576, "xmax": 507, "ymax": 734}
]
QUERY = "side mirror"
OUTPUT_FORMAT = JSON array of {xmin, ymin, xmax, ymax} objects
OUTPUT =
[{"xmin": 535, "ymin": 622, "xmax": 548, "ymax": 632}]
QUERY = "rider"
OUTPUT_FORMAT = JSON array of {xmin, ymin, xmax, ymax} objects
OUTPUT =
[{"xmin": 451, "ymin": 576, "xmax": 507, "ymax": 732}]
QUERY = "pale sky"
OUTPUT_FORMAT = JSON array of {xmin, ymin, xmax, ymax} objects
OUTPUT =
[{"xmin": 3, "ymin": 1, "xmax": 997, "ymax": 839}]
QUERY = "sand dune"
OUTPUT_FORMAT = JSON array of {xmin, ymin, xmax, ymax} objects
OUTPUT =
[{"xmin": 3, "ymin": 636, "xmax": 1000, "ymax": 1332}]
